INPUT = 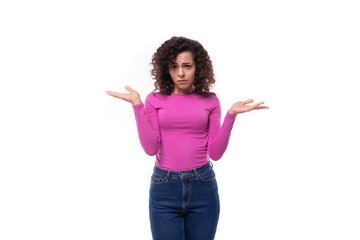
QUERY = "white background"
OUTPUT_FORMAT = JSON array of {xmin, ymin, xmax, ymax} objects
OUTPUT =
[{"xmin": 1, "ymin": 0, "xmax": 359, "ymax": 239}]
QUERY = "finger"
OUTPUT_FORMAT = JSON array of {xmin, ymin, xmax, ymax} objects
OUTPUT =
[
  {"xmin": 107, "ymin": 91, "xmax": 127, "ymax": 100},
  {"xmin": 107, "ymin": 91, "xmax": 119, "ymax": 97},
  {"xmin": 106, "ymin": 90, "xmax": 120, "ymax": 95},
  {"xmin": 253, "ymin": 102, "xmax": 265, "ymax": 107},
  {"xmin": 106, "ymin": 91, "xmax": 117, "ymax": 96},
  {"xmin": 247, "ymin": 103, "xmax": 267, "ymax": 110},
  {"xmin": 254, "ymin": 106, "xmax": 269, "ymax": 110}
]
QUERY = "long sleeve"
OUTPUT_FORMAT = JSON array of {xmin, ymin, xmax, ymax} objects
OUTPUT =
[
  {"xmin": 132, "ymin": 94, "xmax": 161, "ymax": 156},
  {"xmin": 207, "ymin": 96, "xmax": 237, "ymax": 161}
]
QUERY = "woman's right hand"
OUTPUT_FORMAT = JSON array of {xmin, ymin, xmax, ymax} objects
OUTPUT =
[{"xmin": 106, "ymin": 85, "xmax": 142, "ymax": 105}]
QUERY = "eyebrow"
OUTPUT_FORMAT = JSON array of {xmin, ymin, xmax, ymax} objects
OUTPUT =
[{"xmin": 170, "ymin": 62, "xmax": 193, "ymax": 65}]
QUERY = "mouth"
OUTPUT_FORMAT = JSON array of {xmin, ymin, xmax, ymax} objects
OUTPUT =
[{"xmin": 178, "ymin": 80, "xmax": 187, "ymax": 84}]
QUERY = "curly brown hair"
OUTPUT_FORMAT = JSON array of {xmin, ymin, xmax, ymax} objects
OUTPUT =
[{"xmin": 150, "ymin": 36, "xmax": 216, "ymax": 96}]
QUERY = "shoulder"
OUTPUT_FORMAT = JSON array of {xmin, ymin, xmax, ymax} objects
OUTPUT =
[
  {"xmin": 208, "ymin": 92, "xmax": 217, "ymax": 98},
  {"xmin": 145, "ymin": 92, "xmax": 158, "ymax": 99},
  {"xmin": 198, "ymin": 92, "xmax": 220, "ymax": 110},
  {"xmin": 145, "ymin": 92, "xmax": 162, "ymax": 106},
  {"xmin": 208, "ymin": 92, "xmax": 220, "ymax": 103}
]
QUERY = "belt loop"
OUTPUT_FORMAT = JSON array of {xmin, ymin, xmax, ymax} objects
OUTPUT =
[
  {"xmin": 193, "ymin": 167, "xmax": 199, "ymax": 181},
  {"xmin": 166, "ymin": 170, "xmax": 170, "ymax": 182},
  {"xmin": 209, "ymin": 160, "xmax": 213, "ymax": 168}
]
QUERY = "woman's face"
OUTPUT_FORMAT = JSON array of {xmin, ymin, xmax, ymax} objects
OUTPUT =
[{"xmin": 169, "ymin": 51, "xmax": 196, "ymax": 94}]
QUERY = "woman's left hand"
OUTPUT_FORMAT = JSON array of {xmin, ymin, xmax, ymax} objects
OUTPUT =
[{"xmin": 228, "ymin": 99, "xmax": 269, "ymax": 115}]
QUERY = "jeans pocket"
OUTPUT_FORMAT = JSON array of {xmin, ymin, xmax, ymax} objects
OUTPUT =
[
  {"xmin": 150, "ymin": 172, "xmax": 167, "ymax": 185},
  {"xmin": 198, "ymin": 168, "xmax": 216, "ymax": 182}
]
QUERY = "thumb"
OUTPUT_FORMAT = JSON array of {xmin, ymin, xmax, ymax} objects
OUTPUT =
[
  {"xmin": 125, "ymin": 85, "xmax": 133, "ymax": 92},
  {"xmin": 243, "ymin": 99, "xmax": 254, "ymax": 104}
]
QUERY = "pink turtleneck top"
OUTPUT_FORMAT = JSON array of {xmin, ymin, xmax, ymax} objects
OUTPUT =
[{"xmin": 132, "ymin": 92, "xmax": 237, "ymax": 171}]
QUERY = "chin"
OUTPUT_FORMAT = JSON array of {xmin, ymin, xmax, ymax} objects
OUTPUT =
[{"xmin": 182, "ymin": 87, "xmax": 192, "ymax": 91}]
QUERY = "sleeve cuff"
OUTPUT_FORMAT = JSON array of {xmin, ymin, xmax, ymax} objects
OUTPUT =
[
  {"xmin": 132, "ymin": 102, "xmax": 144, "ymax": 110},
  {"xmin": 226, "ymin": 111, "xmax": 237, "ymax": 120}
]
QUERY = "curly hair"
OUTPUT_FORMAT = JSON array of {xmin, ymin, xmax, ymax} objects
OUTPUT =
[{"xmin": 150, "ymin": 36, "xmax": 216, "ymax": 96}]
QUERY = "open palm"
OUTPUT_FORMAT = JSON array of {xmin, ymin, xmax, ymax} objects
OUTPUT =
[
  {"xmin": 229, "ymin": 99, "xmax": 269, "ymax": 114},
  {"xmin": 106, "ymin": 85, "xmax": 142, "ymax": 105}
]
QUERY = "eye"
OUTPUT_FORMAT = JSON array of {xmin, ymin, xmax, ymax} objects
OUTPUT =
[
  {"xmin": 170, "ymin": 65, "xmax": 177, "ymax": 70},
  {"xmin": 185, "ymin": 65, "xmax": 191, "ymax": 69}
]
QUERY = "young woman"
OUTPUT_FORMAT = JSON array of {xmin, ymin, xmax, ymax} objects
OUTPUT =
[{"xmin": 107, "ymin": 36, "xmax": 269, "ymax": 240}]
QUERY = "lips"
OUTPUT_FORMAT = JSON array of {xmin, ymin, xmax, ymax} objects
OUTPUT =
[{"xmin": 178, "ymin": 80, "xmax": 187, "ymax": 83}]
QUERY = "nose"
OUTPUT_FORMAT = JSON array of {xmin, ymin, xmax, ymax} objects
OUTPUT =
[{"xmin": 178, "ymin": 67, "xmax": 184, "ymax": 77}]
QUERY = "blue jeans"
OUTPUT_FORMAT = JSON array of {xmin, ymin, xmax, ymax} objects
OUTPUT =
[{"xmin": 149, "ymin": 161, "xmax": 220, "ymax": 240}]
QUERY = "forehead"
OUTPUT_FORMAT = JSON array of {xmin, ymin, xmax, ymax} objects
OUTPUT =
[{"xmin": 172, "ymin": 51, "xmax": 194, "ymax": 63}]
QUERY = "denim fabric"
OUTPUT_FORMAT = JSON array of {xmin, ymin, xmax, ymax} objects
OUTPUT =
[{"xmin": 149, "ymin": 161, "xmax": 220, "ymax": 240}]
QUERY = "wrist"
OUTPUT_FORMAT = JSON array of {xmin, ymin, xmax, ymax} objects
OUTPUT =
[
  {"xmin": 132, "ymin": 101, "xmax": 142, "ymax": 106},
  {"xmin": 228, "ymin": 109, "xmax": 237, "ymax": 115}
]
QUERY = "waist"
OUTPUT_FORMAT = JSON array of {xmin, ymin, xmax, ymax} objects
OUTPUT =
[{"xmin": 153, "ymin": 161, "xmax": 213, "ymax": 178}]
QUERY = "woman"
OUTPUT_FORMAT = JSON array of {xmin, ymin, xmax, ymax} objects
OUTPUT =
[{"xmin": 106, "ymin": 36, "xmax": 269, "ymax": 240}]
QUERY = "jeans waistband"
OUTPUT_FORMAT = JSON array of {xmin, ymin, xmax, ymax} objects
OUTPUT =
[{"xmin": 153, "ymin": 161, "xmax": 213, "ymax": 179}]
